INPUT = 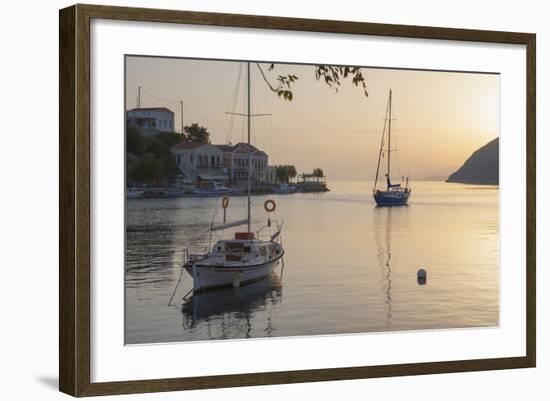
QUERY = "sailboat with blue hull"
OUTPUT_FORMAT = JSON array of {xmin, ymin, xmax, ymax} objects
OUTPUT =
[{"xmin": 373, "ymin": 90, "xmax": 411, "ymax": 206}]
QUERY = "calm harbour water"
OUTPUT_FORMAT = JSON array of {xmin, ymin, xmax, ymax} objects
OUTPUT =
[{"xmin": 125, "ymin": 181, "xmax": 499, "ymax": 344}]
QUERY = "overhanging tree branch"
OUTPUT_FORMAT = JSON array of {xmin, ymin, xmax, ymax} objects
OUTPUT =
[{"xmin": 255, "ymin": 63, "xmax": 369, "ymax": 101}]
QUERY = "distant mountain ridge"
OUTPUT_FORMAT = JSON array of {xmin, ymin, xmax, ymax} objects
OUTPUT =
[{"xmin": 446, "ymin": 138, "xmax": 499, "ymax": 185}]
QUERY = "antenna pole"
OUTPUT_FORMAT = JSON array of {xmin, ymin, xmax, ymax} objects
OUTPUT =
[
  {"xmin": 138, "ymin": 86, "xmax": 141, "ymax": 108},
  {"xmin": 247, "ymin": 62, "xmax": 251, "ymax": 233},
  {"xmin": 180, "ymin": 100, "xmax": 184, "ymax": 134}
]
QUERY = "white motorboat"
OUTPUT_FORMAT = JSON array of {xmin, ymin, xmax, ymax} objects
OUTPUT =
[
  {"xmin": 273, "ymin": 183, "xmax": 299, "ymax": 194},
  {"xmin": 191, "ymin": 181, "xmax": 232, "ymax": 196},
  {"xmin": 183, "ymin": 62, "xmax": 285, "ymax": 292},
  {"xmin": 126, "ymin": 188, "xmax": 144, "ymax": 199}
]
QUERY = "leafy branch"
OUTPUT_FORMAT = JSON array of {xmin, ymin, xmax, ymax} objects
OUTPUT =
[
  {"xmin": 315, "ymin": 65, "xmax": 368, "ymax": 97},
  {"xmin": 255, "ymin": 63, "xmax": 368, "ymax": 101},
  {"xmin": 256, "ymin": 63, "xmax": 298, "ymax": 101}
]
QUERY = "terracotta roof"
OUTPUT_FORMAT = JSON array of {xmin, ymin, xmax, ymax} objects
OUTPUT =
[
  {"xmin": 233, "ymin": 142, "xmax": 259, "ymax": 153},
  {"xmin": 210, "ymin": 143, "xmax": 268, "ymax": 158},
  {"xmin": 127, "ymin": 107, "xmax": 174, "ymax": 114},
  {"xmin": 215, "ymin": 144, "xmax": 235, "ymax": 152},
  {"xmin": 172, "ymin": 141, "xmax": 207, "ymax": 150}
]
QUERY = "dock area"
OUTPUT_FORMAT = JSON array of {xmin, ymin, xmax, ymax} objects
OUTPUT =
[{"xmin": 127, "ymin": 179, "xmax": 329, "ymax": 199}]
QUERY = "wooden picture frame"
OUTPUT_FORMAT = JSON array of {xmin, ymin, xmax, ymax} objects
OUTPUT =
[{"xmin": 59, "ymin": 3, "xmax": 536, "ymax": 397}]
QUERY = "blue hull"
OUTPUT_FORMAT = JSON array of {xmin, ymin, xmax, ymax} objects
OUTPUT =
[{"xmin": 373, "ymin": 191, "xmax": 410, "ymax": 206}]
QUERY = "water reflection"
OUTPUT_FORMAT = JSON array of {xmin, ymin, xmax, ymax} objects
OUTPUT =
[
  {"xmin": 181, "ymin": 273, "xmax": 283, "ymax": 339},
  {"xmin": 125, "ymin": 182, "xmax": 499, "ymax": 344},
  {"xmin": 374, "ymin": 207, "xmax": 395, "ymax": 329}
]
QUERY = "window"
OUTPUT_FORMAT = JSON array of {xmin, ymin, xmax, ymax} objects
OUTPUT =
[{"xmin": 211, "ymin": 155, "xmax": 215, "ymax": 166}]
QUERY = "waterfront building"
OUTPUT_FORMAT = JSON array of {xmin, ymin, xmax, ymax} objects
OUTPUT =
[
  {"xmin": 260, "ymin": 165, "xmax": 278, "ymax": 185},
  {"xmin": 172, "ymin": 142, "xmax": 228, "ymax": 182},
  {"xmin": 172, "ymin": 141, "xmax": 273, "ymax": 185},
  {"xmin": 215, "ymin": 142, "xmax": 268, "ymax": 185},
  {"xmin": 127, "ymin": 107, "xmax": 175, "ymax": 133}
]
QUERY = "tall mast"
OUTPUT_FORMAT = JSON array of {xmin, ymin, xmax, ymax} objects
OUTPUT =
[
  {"xmin": 225, "ymin": 63, "xmax": 270, "ymax": 233},
  {"xmin": 373, "ymin": 94, "xmax": 391, "ymax": 191},
  {"xmin": 387, "ymin": 89, "xmax": 392, "ymax": 188},
  {"xmin": 247, "ymin": 62, "xmax": 251, "ymax": 233}
]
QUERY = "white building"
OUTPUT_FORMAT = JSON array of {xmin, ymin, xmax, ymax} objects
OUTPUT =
[
  {"xmin": 260, "ymin": 165, "xmax": 278, "ymax": 185},
  {"xmin": 172, "ymin": 141, "xmax": 228, "ymax": 182},
  {"xmin": 172, "ymin": 141, "xmax": 273, "ymax": 185},
  {"xmin": 127, "ymin": 107, "xmax": 174, "ymax": 132},
  {"xmin": 216, "ymin": 143, "xmax": 268, "ymax": 185}
]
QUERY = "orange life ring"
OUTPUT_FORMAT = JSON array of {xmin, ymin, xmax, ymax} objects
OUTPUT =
[
  {"xmin": 264, "ymin": 199, "xmax": 276, "ymax": 212},
  {"xmin": 222, "ymin": 197, "xmax": 230, "ymax": 209}
]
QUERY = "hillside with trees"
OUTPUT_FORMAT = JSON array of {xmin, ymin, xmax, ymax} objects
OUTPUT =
[{"xmin": 126, "ymin": 123, "xmax": 210, "ymax": 185}]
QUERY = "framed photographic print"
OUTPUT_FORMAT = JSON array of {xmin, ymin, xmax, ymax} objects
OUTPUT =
[{"xmin": 59, "ymin": 4, "xmax": 536, "ymax": 397}]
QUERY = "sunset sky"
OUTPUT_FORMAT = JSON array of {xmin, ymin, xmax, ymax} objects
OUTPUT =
[{"xmin": 125, "ymin": 56, "xmax": 499, "ymax": 180}]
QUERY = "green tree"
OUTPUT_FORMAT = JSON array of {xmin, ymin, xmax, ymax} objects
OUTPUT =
[
  {"xmin": 287, "ymin": 165, "xmax": 297, "ymax": 182},
  {"xmin": 256, "ymin": 63, "xmax": 368, "ymax": 101},
  {"xmin": 275, "ymin": 165, "xmax": 297, "ymax": 184},
  {"xmin": 126, "ymin": 125, "xmax": 145, "ymax": 156},
  {"xmin": 126, "ymin": 127, "xmax": 185, "ymax": 184},
  {"xmin": 130, "ymin": 153, "xmax": 166, "ymax": 184},
  {"xmin": 143, "ymin": 137, "xmax": 181, "ymax": 177},
  {"xmin": 313, "ymin": 168, "xmax": 324, "ymax": 181},
  {"xmin": 275, "ymin": 166, "xmax": 286, "ymax": 183},
  {"xmin": 160, "ymin": 152, "xmax": 180, "ymax": 176},
  {"xmin": 145, "ymin": 137, "xmax": 170, "ymax": 156},
  {"xmin": 157, "ymin": 131, "xmax": 186, "ymax": 148},
  {"xmin": 184, "ymin": 123, "xmax": 210, "ymax": 143}
]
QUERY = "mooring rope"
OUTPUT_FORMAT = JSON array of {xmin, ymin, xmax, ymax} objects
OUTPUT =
[{"xmin": 167, "ymin": 262, "xmax": 186, "ymax": 306}]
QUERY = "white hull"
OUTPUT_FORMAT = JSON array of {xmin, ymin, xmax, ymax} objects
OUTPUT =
[
  {"xmin": 186, "ymin": 253, "xmax": 283, "ymax": 291},
  {"xmin": 273, "ymin": 184, "xmax": 299, "ymax": 194},
  {"xmin": 192, "ymin": 181, "xmax": 232, "ymax": 196},
  {"xmin": 126, "ymin": 190, "xmax": 144, "ymax": 199}
]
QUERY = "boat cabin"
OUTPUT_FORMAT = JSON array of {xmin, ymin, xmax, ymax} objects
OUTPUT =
[{"xmin": 208, "ymin": 235, "xmax": 278, "ymax": 265}]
